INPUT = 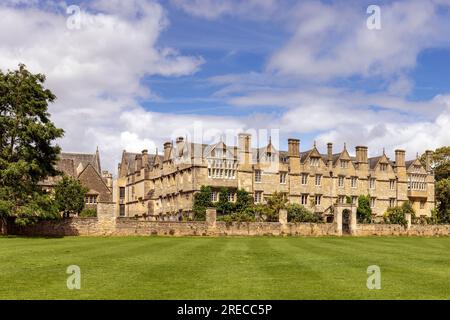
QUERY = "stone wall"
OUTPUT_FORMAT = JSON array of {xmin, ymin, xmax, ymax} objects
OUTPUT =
[{"xmin": 4, "ymin": 204, "xmax": 450, "ymax": 237}]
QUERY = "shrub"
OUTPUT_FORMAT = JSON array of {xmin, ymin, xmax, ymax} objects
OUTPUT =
[
  {"xmin": 357, "ymin": 195, "xmax": 372, "ymax": 223},
  {"xmin": 287, "ymin": 204, "xmax": 322, "ymax": 223},
  {"xmin": 79, "ymin": 209, "xmax": 97, "ymax": 217},
  {"xmin": 193, "ymin": 186, "xmax": 213, "ymax": 221},
  {"xmin": 383, "ymin": 207, "xmax": 407, "ymax": 227}
]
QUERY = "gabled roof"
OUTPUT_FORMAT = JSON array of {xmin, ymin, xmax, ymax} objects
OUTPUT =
[{"xmin": 59, "ymin": 151, "xmax": 101, "ymax": 175}]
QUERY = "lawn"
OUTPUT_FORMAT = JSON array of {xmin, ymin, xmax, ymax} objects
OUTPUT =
[{"xmin": 0, "ymin": 236, "xmax": 449, "ymax": 300}]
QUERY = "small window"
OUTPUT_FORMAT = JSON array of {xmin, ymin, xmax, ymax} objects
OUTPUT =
[
  {"xmin": 315, "ymin": 174, "xmax": 322, "ymax": 186},
  {"xmin": 254, "ymin": 191, "xmax": 263, "ymax": 204},
  {"xmin": 380, "ymin": 163, "xmax": 388, "ymax": 171},
  {"xmin": 119, "ymin": 204, "xmax": 125, "ymax": 217},
  {"xmin": 338, "ymin": 176, "xmax": 345, "ymax": 187},
  {"xmin": 301, "ymin": 194, "xmax": 308, "ymax": 205},
  {"xmin": 340, "ymin": 160, "xmax": 349, "ymax": 169},
  {"xmin": 389, "ymin": 198, "xmax": 396, "ymax": 208},
  {"xmin": 370, "ymin": 197, "xmax": 376, "ymax": 208},
  {"xmin": 338, "ymin": 196, "xmax": 345, "ymax": 204},
  {"xmin": 255, "ymin": 170, "xmax": 262, "ymax": 183},
  {"xmin": 315, "ymin": 195, "xmax": 322, "ymax": 206},
  {"xmin": 280, "ymin": 172, "xmax": 287, "ymax": 184},
  {"xmin": 210, "ymin": 191, "xmax": 217, "ymax": 202},
  {"xmin": 301, "ymin": 173, "xmax": 308, "ymax": 185},
  {"xmin": 352, "ymin": 196, "xmax": 358, "ymax": 204},
  {"xmin": 369, "ymin": 178, "xmax": 376, "ymax": 189},
  {"xmin": 420, "ymin": 201, "xmax": 425, "ymax": 209},
  {"xmin": 119, "ymin": 187, "xmax": 125, "ymax": 198},
  {"xmin": 351, "ymin": 177, "xmax": 358, "ymax": 188},
  {"xmin": 390, "ymin": 179, "xmax": 396, "ymax": 190}
]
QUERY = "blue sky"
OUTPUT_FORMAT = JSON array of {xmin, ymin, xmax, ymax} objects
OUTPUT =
[{"xmin": 0, "ymin": 0, "xmax": 449, "ymax": 171}]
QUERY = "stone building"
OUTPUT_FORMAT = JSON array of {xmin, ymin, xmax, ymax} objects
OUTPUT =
[
  {"xmin": 40, "ymin": 148, "xmax": 113, "ymax": 210},
  {"xmin": 114, "ymin": 134, "xmax": 435, "ymax": 220}
]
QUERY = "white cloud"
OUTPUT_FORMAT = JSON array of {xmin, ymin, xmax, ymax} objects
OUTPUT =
[
  {"xmin": 0, "ymin": 0, "xmax": 210, "ymax": 172},
  {"xmin": 268, "ymin": 0, "xmax": 450, "ymax": 81}
]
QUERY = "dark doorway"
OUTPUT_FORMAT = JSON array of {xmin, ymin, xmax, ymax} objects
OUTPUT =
[{"xmin": 342, "ymin": 209, "xmax": 351, "ymax": 234}]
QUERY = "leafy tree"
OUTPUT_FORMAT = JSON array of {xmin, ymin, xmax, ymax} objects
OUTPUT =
[
  {"xmin": 357, "ymin": 195, "xmax": 372, "ymax": 223},
  {"xmin": 383, "ymin": 206, "xmax": 408, "ymax": 227},
  {"xmin": 0, "ymin": 64, "xmax": 64, "ymax": 228},
  {"xmin": 287, "ymin": 203, "xmax": 321, "ymax": 223},
  {"xmin": 435, "ymin": 178, "xmax": 450, "ymax": 223},
  {"xmin": 235, "ymin": 188, "xmax": 253, "ymax": 213},
  {"xmin": 54, "ymin": 176, "xmax": 88, "ymax": 217},
  {"xmin": 192, "ymin": 185, "xmax": 212, "ymax": 221},
  {"xmin": 420, "ymin": 147, "xmax": 450, "ymax": 181},
  {"xmin": 263, "ymin": 192, "xmax": 288, "ymax": 222},
  {"xmin": 216, "ymin": 187, "xmax": 235, "ymax": 215}
]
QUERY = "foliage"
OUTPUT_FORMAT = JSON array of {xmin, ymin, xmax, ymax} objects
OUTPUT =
[
  {"xmin": 216, "ymin": 187, "xmax": 235, "ymax": 215},
  {"xmin": 235, "ymin": 188, "xmax": 253, "ymax": 213},
  {"xmin": 217, "ymin": 211, "xmax": 256, "ymax": 223},
  {"xmin": 192, "ymin": 186, "xmax": 212, "ymax": 221},
  {"xmin": 261, "ymin": 192, "xmax": 288, "ymax": 222},
  {"xmin": 54, "ymin": 176, "xmax": 88, "ymax": 217},
  {"xmin": 79, "ymin": 208, "xmax": 97, "ymax": 218},
  {"xmin": 357, "ymin": 195, "xmax": 372, "ymax": 223},
  {"xmin": 383, "ymin": 206, "xmax": 408, "ymax": 227},
  {"xmin": 420, "ymin": 147, "xmax": 450, "ymax": 181},
  {"xmin": 287, "ymin": 203, "xmax": 322, "ymax": 223},
  {"xmin": 0, "ymin": 64, "xmax": 64, "ymax": 226},
  {"xmin": 435, "ymin": 178, "xmax": 450, "ymax": 223}
]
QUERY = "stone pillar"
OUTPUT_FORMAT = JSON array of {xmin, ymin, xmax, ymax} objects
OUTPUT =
[
  {"xmin": 405, "ymin": 213, "xmax": 412, "ymax": 230},
  {"xmin": 279, "ymin": 209, "xmax": 288, "ymax": 225},
  {"xmin": 279, "ymin": 209, "xmax": 288, "ymax": 234},
  {"xmin": 97, "ymin": 202, "xmax": 117, "ymax": 236},
  {"xmin": 349, "ymin": 206, "xmax": 357, "ymax": 235},
  {"xmin": 334, "ymin": 208, "xmax": 342, "ymax": 236},
  {"xmin": 206, "ymin": 208, "xmax": 216, "ymax": 228}
]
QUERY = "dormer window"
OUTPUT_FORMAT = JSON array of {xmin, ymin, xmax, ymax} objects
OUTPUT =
[
  {"xmin": 340, "ymin": 160, "xmax": 349, "ymax": 168},
  {"xmin": 310, "ymin": 157, "xmax": 319, "ymax": 167},
  {"xmin": 380, "ymin": 163, "xmax": 388, "ymax": 171}
]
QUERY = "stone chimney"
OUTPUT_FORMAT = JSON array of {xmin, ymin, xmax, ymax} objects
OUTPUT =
[
  {"xmin": 395, "ymin": 149, "xmax": 405, "ymax": 167},
  {"xmin": 238, "ymin": 133, "xmax": 252, "ymax": 170},
  {"xmin": 176, "ymin": 137, "xmax": 184, "ymax": 152},
  {"xmin": 327, "ymin": 143, "xmax": 333, "ymax": 161},
  {"xmin": 163, "ymin": 141, "xmax": 172, "ymax": 162},
  {"xmin": 426, "ymin": 150, "xmax": 433, "ymax": 172},
  {"xmin": 141, "ymin": 149, "xmax": 148, "ymax": 169},
  {"xmin": 355, "ymin": 146, "xmax": 368, "ymax": 170},
  {"xmin": 135, "ymin": 154, "xmax": 142, "ymax": 172},
  {"xmin": 288, "ymin": 139, "xmax": 300, "ymax": 157}
]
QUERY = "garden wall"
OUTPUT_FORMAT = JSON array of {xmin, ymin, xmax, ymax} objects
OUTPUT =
[{"xmin": 4, "ymin": 204, "xmax": 450, "ymax": 237}]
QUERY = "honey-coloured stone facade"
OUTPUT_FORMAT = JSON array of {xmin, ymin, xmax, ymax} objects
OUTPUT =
[{"xmin": 113, "ymin": 134, "xmax": 435, "ymax": 220}]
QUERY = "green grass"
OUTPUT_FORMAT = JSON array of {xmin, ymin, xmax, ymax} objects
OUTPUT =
[{"xmin": 1, "ymin": 236, "xmax": 449, "ymax": 300}]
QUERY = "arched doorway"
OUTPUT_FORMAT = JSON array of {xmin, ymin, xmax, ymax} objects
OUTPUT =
[{"xmin": 342, "ymin": 209, "xmax": 351, "ymax": 234}]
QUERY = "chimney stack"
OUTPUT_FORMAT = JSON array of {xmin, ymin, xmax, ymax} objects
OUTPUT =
[
  {"xmin": 135, "ymin": 154, "xmax": 142, "ymax": 172},
  {"xmin": 238, "ymin": 133, "xmax": 252, "ymax": 168},
  {"xmin": 176, "ymin": 137, "xmax": 184, "ymax": 153},
  {"xmin": 141, "ymin": 149, "xmax": 148, "ymax": 169},
  {"xmin": 288, "ymin": 139, "xmax": 300, "ymax": 157},
  {"xmin": 355, "ymin": 146, "xmax": 368, "ymax": 164},
  {"xmin": 327, "ymin": 143, "xmax": 333, "ymax": 161},
  {"xmin": 163, "ymin": 142, "xmax": 172, "ymax": 161},
  {"xmin": 395, "ymin": 149, "xmax": 405, "ymax": 167}
]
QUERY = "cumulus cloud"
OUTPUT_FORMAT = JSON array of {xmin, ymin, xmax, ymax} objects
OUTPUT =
[
  {"xmin": 268, "ymin": 0, "xmax": 450, "ymax": 81},
  {"xmin": 0, "ymin": 0, "xmax": 214, "ymax": 172}
]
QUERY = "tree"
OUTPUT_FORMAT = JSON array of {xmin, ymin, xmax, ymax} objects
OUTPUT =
[
  {"xmin": 192, "ymin": 186, "xmax": 212, "ymax": 221},
  {"xmin": 435, "ymin": 178, "xmax": 450, "ymax": 223},
  {"xmin": 357, "ymin": 195, "xmax": 372, "ymax": 223},
  {"xmin": 420, "ymin": 147, "xmax": 450, "ymax": 223},
  {"xmin": 263, "ymin": 192, "xmax": 288, "ymax": 222},
  {"xmin": 54, "ymin": 176, "xmax": 88, "ymax": 217},
  {"xmin": 216, "ymin": 187, "xmax": 234, "ymax": 215},
  {"xmin": 235, "ymin": 188, "xmax": 253, "ymax": 213},
  {"xmin": 420, "ymin": 147, "xmax": 450, "ymax": 181},
  {"xmin": 383, "ymin": 206, "xmax": 408, "ymax": 227},
  {"xmin": 0, "ymin": 64, "xmax": 64, "ymax": 227}
]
